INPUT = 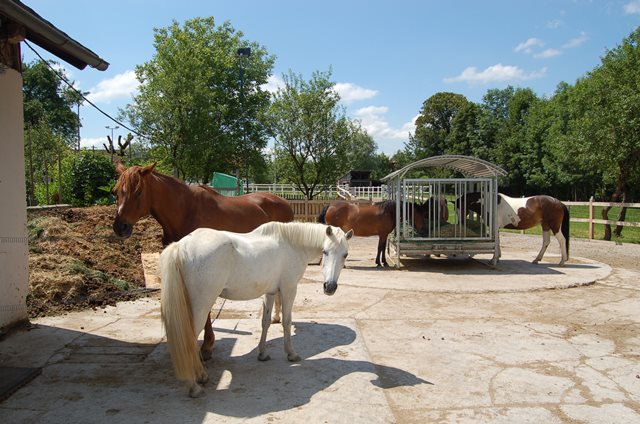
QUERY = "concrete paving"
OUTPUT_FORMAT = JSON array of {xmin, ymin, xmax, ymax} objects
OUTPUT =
[{"xmin": 1, "ymin": 233, "xmax": 639, "ymax": 423}]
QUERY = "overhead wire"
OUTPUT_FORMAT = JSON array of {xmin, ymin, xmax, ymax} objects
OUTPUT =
[{"xmin": 23, "ymin": 40, "xmax": 153, "ymax": 142}]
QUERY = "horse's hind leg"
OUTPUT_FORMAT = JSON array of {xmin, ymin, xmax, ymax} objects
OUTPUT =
[
  {"xmin": 271, "ymin": 292, "xmax": 282, "ymax": 324},
  {"xmin": 378, "ymin": 234, "xmax": 389, "ymax": 267},
  {"xmin": 533, "ymin": 230, "xmax": 551, "ymax": 264},
  {"xmin": 258, "ymin": 294, "xmax": 276, "ymax": 361},
  {"xmin": 200, "ymin": 313, "xmax": 215, "ymax": 361},
  {"xmin": 554, "ymin": 231, "xmax": 567, "ymax": 265}
]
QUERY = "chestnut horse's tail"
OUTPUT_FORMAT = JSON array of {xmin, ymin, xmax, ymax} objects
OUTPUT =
[
  {"xmin": 318, "ymin": 205, "xmax": 330, "ymax": 223},
  {"xmin": 561, "ymin": 202, "xmax": 570, "ymax": 259},
  {"xmin": 160, "ymin": 242, "xmax": 204, "ymax": 385}
]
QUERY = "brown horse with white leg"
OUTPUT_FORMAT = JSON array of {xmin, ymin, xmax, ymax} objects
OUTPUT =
[
  {"xmin": 495, "ymin": 193, "xmax": 570, "ymax": 265},
  {"xmin": 112, "ymin": 162, "xmax": 294, "ymax": 360}
]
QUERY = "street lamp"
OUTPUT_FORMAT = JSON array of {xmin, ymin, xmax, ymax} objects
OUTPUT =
[
  {"xmin": 105, "ymin": 125, "xmax": 119, "ymax": 141},
  {"xmin": 237, "ymin": 47, "xmax": 251, "ymax": 192},
  {"xmin": 77, "ymin": 91, "xmax": 90, "ymax": 151}
]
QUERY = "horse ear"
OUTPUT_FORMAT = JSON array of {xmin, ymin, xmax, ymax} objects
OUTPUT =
[
  {"xmin": 141, "ymin": 162, "xmax": 157, "ymax": 175},
  {"xmin": 345, "ymin": 229, "xmax": 353, "ymax": 240},
  {"xmin": 326, "ymin": 226, "xmax": 333, "ymax": 236}
]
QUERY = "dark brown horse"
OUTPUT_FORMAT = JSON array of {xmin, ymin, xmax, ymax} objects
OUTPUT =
[
  {"xmin": 318, "ymin": 200, "xmax": 424, "ymax": 267},
  {"xmin": 420, "ymin": 195, "xmax": 449, "ymax": 224},
  {"xmin": 496, "ymin": 193, "xmax": 570, "ymax": 265},
  {"xmin": 112, "ymin": 162, "xmax": 294, "ymax": 359}
]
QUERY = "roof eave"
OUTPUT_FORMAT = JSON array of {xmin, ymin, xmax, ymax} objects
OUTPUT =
[{"xmin": 0, "ymin": 0, "xmax": 109, "ymax": 71}]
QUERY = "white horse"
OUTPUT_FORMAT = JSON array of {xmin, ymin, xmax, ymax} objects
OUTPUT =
[{"xmin": 160, "ymin": 221, "xmax": 353, "ymax": 397}]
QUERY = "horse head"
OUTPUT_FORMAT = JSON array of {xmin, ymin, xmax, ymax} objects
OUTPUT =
[
  {"xmin": 112, "ymin": 162, "xmax": 157, "ymax": 239},
  {"xmin": 321, "ymin": 226, "xmax": 353, "ymax": 295},
  {"xmin": 417, "ymin": 196, "xmax": 449, "ymax": 226}
]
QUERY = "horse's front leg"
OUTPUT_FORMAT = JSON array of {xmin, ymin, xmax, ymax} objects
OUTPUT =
[
  {"xmin": 258, "ymin": 294, "xmax": 276, "ymax": 361},
  {"xmin": 271, "ymin": 292, "xmax": 282, "ymax": 324},
  {"xmin": 533, "ymin": 230, "xmax": 551, "ymax": 264},
  {"xmin": 200, "ymin": 312, "xmax": 215, "ymax": 361},
  {"xmin": 281, "ymin": 288, "xmax": 301, "ymax": 362}
]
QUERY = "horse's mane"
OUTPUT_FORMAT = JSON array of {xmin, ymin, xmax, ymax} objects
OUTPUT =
[
  {"xmin": 255, "ymin": 221, "xmax": 327, "ymax": 248},
  {"xmin": 374, "ymin": 200, "xmax": 396, "ymax": 216},
  {"xmin": 115, "ymin": 166, "xmax": 188, "ymax": 195}
]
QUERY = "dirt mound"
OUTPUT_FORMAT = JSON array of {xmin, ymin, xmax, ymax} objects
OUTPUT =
[{"xmin": 27, "ymin": 205, "xmax": 163, "ymax": 317}]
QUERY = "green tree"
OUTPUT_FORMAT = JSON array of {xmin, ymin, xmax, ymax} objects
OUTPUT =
[
  {"xmin": 407, "ymin": 92, "xmax": 469, "ymax": 159},
  {"xmin": 22, "ymin": 60, "xmax": 80, "ymax": 204},
  {"xmin": 563, "ymin": 28, "xmax": 640, "ymax": 238},
  {"xmin": 122, "ymin": 17, "xmax": 274, "ymax": 182},
  {"xmin": 22, "ymin": 60, "xmax": 79, "ymax": 140},
  {"xmin": 266, "ymin": 69, "xmax": 356, "ymax": 199},
  {"xmin": 344, "ymin": 128, "xmax": 377, "ymax": 170},
  {"xmin": 65, "ymin": 152, "xmax": 116, "ymax": 206}
]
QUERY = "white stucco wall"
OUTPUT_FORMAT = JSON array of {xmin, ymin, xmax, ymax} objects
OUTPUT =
[{"xmin": 0, "ymin": 67, "xmax": 29, "ymax": 328}]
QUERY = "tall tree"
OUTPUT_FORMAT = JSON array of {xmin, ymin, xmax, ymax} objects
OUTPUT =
[
  {"xmin": 564, "ymin": 28, "xmax": 640, "ymax": 238},
  {"xmin": 266, "ymin": 70, "xmax": 356, "ymax": 199},
  {"xmin": 22, "ymin": 60, "xmax": 79, "ymax": 204},
  {"xmin": 122, "ymin": 17, "xmax": 274, "ymax": 182},
  {"xmin": 406, "ymin": 92, "xmax": 469, "ymax": 160}
]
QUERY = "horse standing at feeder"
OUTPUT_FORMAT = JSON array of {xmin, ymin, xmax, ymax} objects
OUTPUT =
[
  {"xmin": 111, "ymin": 162, "xmax": 294, "ymax": 360},
  {"xmin": 318, "ymin": 200, "xmax": 425, "ymax": 267}
]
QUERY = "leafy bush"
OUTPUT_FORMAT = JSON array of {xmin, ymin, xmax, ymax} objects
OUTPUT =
[{"xmin": 64, "ymin": 152, "xmax": 116, "ymax": 206}]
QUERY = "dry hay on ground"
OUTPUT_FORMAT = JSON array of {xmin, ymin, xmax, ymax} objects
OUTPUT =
[{"xmin": 26, "ymin": 205, "xmax": 163, "ymax": 317}]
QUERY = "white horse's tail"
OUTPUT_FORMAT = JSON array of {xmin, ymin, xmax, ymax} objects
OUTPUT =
[{"xmin": 160, "ymin": 242, "xmax": 205, "ymax": 385}]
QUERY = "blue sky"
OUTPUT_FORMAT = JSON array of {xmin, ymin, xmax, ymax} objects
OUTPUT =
[{"xmin": 22, "ymin": 0, "xmax": 640, "ymax": 155}]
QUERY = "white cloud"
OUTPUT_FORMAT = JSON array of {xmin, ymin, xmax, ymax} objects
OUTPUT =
[
  {"xmin": 444, "ymin": 64, "xmax": 547, "ymax": 84},
  {"xmin": 262, "ymin": 74, "xmax": 284, "ymax": 94},
  {"xmin": 562, "ymin": 31, "xmax": 588, "ymax": 49},
  {"xmin": 87, "ymin": 70, "xmax": 139, "ymax": 103},
  {"xmin": 514, "ymin": 37, "xmax": 544, "ymax": 53},
  {"xmin": 624, "ymin": 1, "xmax": 640, "ymax": 14},
  {"xmin": 547, "ymin": 19, "xmax": 563, "ymax": 29},
  {"xmin": 334, "ymin": 82, "xmax": 378, "ymax": 103},
  {"xmin": 353, "ymin": 106, "xmax": 416, "ymax": 140},
  {"xmin": 80, "ymin": 136, "xmax": 108, "ymax": 150},
  {"xmin": 534, "ymin": 48, "xmax": 562, "ymax": 59}
]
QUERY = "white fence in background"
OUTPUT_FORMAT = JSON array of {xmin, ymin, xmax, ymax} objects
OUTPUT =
[{"xmin": 248, "ymin": 183, "xmax": 387, "ymax": 200}]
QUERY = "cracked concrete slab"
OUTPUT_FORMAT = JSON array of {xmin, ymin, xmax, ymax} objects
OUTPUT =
[{"xmin": 1, "ymin": 233, "xmax": 638, "ymax": 423}]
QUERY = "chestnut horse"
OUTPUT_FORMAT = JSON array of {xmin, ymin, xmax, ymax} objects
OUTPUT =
[
  {"xmin": 496, "ymin": 194, "xmax": 570, "ymax": 265},
  {"xmin": 318, "ymin": 200, "xmax": 425, "ymax": 267},
  {"xmin": 112, "ymin": 162, "xmax": 294, "ymax": 360}
]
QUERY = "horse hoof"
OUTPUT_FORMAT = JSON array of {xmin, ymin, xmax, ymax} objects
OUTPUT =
[
  {"xmin": 376, "ymin": 263, "xmax": 382, "ymax": 268},
  {"xmin": 197, "ymin": 372, "xmax": 209, "ymax": 385},
  {"xmin": 383, "ymin": 263, "xmax": 390, "ymax": 268},
  {"xmin": 271, "ymin": 318, "xmax": 281, "ymax": 324},
  {"xmin": 258, "ymin": 353, "xmax": 271, "ymax": 362},
  {"xmin": 200, "ymin": 349, "xmax": 213, "ymax": 361},
  {"xmin": 188, "ymin": 383, "xmax": 205, "ymax": 398},
  {"xmin": 287, "ymin": 353, "xmax": 301, "ymax": 362}
]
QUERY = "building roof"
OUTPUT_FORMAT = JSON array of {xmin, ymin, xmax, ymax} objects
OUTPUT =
[
  {"xmin": 0, "ymin": 0, "xmax": 109, "ymax": 70},
  {"xmin": 381, "ymin": 155, "xmax": 508, "ymax": 182}
]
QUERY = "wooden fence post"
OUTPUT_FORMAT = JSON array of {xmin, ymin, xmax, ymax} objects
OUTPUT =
[{"xmin": 589, "ymin": 196, "xmax": 594, "ymax": 240}]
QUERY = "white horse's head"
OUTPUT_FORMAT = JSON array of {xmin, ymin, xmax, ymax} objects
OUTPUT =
[{"xmin": 321, "ymin": 226, "xmax": 353, "ymax": 295}]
